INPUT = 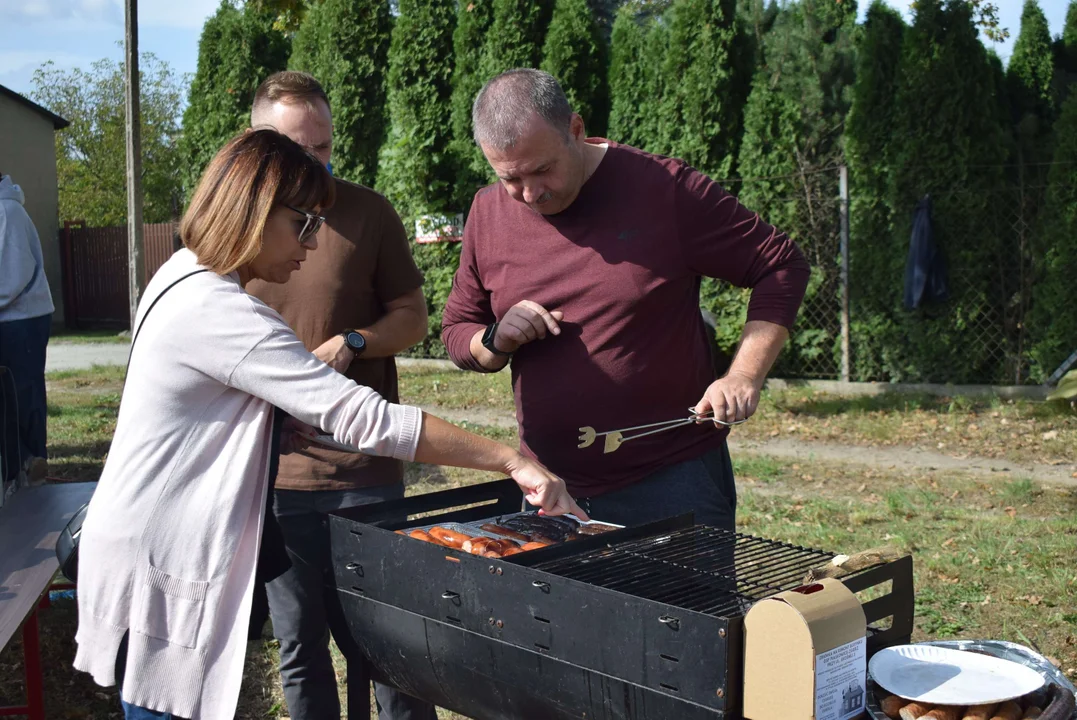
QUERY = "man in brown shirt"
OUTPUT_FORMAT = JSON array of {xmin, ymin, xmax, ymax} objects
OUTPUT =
[{"xmin": 247, "ymin": 72, "xmax": 435, "ymax": 720}]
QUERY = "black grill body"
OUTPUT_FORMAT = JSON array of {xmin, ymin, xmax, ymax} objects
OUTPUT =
[{"xmin": 330, "ymin": 479, "xmax": 914, "ymax": 720}]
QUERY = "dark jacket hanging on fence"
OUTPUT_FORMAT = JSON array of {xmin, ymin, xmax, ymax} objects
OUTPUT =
[{"xmin": 904, "ymin": 194, "xmax": 950, "ymax": 310}]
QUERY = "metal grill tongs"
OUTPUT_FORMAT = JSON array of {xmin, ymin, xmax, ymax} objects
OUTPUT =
[{"xmin": 578, "ymin": 407, "xmax": 747, "ymax": 454}]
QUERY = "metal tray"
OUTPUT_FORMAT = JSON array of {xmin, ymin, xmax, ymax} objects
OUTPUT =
[
  {"xmin": 867, "ymin": 640, "xmax": 1077, "ymax": 720},
  {"xmin": 408, "ymin": 511, "xmax": 623, "ymax": 547}
]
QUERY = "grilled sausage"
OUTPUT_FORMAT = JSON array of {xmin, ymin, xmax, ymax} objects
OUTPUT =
[
  {"xmin": 500, "ymin": 545, "xmax": 523, "ymax": 556},
  {"xmin": 900, "ymin": 703, "xmax": 934, "ymax": 720},
  {"xmin": 989, "ymin": 702, "xmax": 1023, "ymax": 720},
  {"xmin": 428, "ymin": 526, "xmax": 471, "ymax": 549},
  {"xmin": 408, "ymin": 529, "xmax": 437, "ymax": 544},
  {"xmin": 463, "ymin": 537, "xmax": 497, "ymax": 554},
  {"xmin": 921, "ymin": 706, "xmax": 962, "ymax": 720},
  {"xmin": 1021, "ymin": 708, "xmax": 1041, "ymax": 720},
  {"xmin": 520, "ymin": 541, "xmax": 553, "ymax": 552},
  {"xmin": 963, "ymin": 704, "xmax": 1000, "ymax": 720},
  {"xmin": 480, "ymin": 523, "xmax": 531, "ymax": 542},
  {"xmin": 881, "ymin": 695, "xmax": 907, "ymax": 719}
]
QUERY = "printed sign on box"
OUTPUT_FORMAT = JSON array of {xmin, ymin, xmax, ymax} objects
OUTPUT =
[{"xmin": 815, "ymin": 637, "xmax": 867, "ymax": 720}]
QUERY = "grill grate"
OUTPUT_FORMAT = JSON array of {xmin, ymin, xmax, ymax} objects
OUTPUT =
[{"xmin": 534, "ymin": 526, "xmax": 836, "ymax": 617}]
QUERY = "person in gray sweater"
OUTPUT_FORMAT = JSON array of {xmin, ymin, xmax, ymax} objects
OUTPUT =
[{"xmin": 0, "ymin": 171, "xmax": 54, "ymax": 480}]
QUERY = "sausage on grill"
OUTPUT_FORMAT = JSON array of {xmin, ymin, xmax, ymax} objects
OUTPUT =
[
  {"xmin": 407, "ymin": 529, "xmax": 437, "ymax": 544},
  {"xmin": 480, "ymin": 523, "xmax": 530, "ymax": 542},
  {"xmin": 520, "ymin": 541, "xmax": 553, "ymax": 552},
  {"xmin": 428, "ymin": 526, "xmax": 471, "ymax": 549}
]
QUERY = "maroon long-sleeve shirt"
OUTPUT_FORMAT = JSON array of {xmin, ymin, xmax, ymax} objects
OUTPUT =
[{"xmin": 442, "ymin": 140, "xmax": 810, "ymax": 498}]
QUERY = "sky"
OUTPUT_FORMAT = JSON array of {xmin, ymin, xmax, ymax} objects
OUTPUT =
[{"xmin": 0, "ymin": 0, "xmax": 1072, "ymax": 110}]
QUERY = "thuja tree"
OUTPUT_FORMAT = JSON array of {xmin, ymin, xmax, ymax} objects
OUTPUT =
[
  {"xmin": 541, "ymin": 0, "xmax": 610, "ymax": 135},
  {"xmin": 879, "ymin": 0, "xmax": 1012, "ymax": 383},
  {"xmin": 844, "ymin": 1, "xmax": 906, "ymax": 380},
  {"xmin": 1028, "ymin": 93, "xmax": 1077, "ymax": 380},
  {"xmin": 179, "ymin": 0, "xmax": 288, "ymax": 196},
  {"xmin": 374, "ymin": 0, "xmax": 459, "ymax": 358},
  {"xmin": 449, "ymin": 0, "xmax": 495, "ymax": 208},
  {"xmin": 657, "ymin": 0, "xmax": 751, "ymax": 179},
  {"xmin": 733, "ymin": 0, "xmax": 857, "ymax": 375},
  {"xmin": 478, "ymin": 0, "xmax": 554, "ymax": 81},
  {"xmin": 376, "ymin": 0, "xmax": 457, "ymax": 223},
  {"xmin": 289, "ymin": 0, "xmax": 392, "ymax": 186}
]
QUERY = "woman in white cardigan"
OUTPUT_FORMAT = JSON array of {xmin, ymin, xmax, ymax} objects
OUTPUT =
[{"xmin": 73, "ymin": 129, "xmax": 585, "ymax": 720}]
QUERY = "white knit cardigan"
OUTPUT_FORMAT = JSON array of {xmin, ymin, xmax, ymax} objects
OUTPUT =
[{"xmin": 73, "ymin": 249, "xmax": 422, "ymax": 719}]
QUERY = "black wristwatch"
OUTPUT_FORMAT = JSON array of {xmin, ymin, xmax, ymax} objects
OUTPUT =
[
  {"xmin": 481, "ymin": 322, "xmax": 513, "ymax": 357},
  {"xmin": 341, "ymin": 329, "xmax": 367, "ymax": 358}
]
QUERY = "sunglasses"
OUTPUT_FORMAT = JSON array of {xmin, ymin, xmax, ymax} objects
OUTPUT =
[{"xmin": 284, "ymin": 204, "xmax": 325, "ymax": 244}]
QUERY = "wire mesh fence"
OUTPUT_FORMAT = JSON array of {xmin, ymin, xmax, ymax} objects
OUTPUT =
[{"xmin": 724, "ymin": 164, "xmax": 1071, "ymax": 385}]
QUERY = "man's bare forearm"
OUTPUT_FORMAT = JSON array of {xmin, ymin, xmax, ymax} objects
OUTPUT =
[
  {"xmin": 726, "ymin": 320, "xmax": 789, "ymax": 388},
  {"xmin": 356, "ymin": 304, "xmax": 428, "ymax": 358},
  {"xmin": 468, "ymin": 328, "xmax": 511, "ymax": 372}
]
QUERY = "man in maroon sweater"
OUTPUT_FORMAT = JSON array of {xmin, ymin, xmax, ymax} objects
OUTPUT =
[{"xmin": 442, "ymin": 69, "xmax": 810, "ymax": 530}]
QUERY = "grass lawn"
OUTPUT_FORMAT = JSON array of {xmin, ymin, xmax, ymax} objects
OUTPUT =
[
  {"xmin": 50, "ymin": 329, "xmax": 130, "ymax": 345},
  {"xmin": 8, "ymin": 365, "xmax": 1074, "ymax": 718}
]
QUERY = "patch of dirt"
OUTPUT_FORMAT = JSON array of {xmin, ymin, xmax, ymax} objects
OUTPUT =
[{"xmin": 729, "ymin": 436, "xmax": 1077, "ymax": 487}]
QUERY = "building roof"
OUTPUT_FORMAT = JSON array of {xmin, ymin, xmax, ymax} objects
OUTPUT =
[{"xmin": 0, "ymin": 84, "xmax": 69, "ymax": 130}]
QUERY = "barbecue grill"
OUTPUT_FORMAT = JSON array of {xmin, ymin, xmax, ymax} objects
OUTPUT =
[{"xmin": 329, "ymin": 479, "xmax": 915, "ymax": 720}]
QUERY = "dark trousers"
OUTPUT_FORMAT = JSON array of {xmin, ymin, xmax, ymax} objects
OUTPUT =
[
  {"xmin": 0, "ymin": 313, "xmax": 51, "ymax": 462},
  {"xmin": 266, "ymin": 487, "xmax": 438, "ymax": 720},
  {"xmin": 570, "ymin": 442, "xmax": 737, "ymax": 530}
]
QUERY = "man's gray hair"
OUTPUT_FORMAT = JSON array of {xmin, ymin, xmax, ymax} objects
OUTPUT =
[{"xmin": 472, "ymin": 69, "xmax": 573, "ymax": 149}]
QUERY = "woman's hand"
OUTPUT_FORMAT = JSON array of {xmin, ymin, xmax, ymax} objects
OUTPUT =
[{"xmin": 506, "ymin": 454, "xmax": 589, "ymax": 520}]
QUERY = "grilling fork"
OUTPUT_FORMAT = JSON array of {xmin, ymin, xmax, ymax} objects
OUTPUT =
[{"xmin": 578, "ymin": 407, "xmax": 747, "ymax": 454}]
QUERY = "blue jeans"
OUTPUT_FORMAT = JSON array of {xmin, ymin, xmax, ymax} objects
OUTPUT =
[
  {"xmin": 0, "ymin": 313, "xmax": 51, "ymax": 461},
  {"xmin": 121, "ymin": 701, "xmax": 179, "ymax": 720},
  {"xmin": 567, "ymin": 442, "xmax": 737, "ymax": 530},
  {"xmin": 266, "ymin": 486, "xmax": 438, "ymax": 720},
  {"xmin": 116, "ymin": 633, "xmax": 185, "ymax": 719}
]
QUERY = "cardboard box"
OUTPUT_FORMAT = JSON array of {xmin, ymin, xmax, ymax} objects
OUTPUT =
[{"xmin": 743, "ymin": 578, "xmax": 868, "ymax": 720}]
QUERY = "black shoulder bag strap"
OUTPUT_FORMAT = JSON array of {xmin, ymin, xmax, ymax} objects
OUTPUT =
[
  {"xmin": 126, "ymin": 269, "xmax": 211, "ymax": 368},
  {"xmin": 55, "ymin": 268, "xmax": 210, "ymax": 583}
]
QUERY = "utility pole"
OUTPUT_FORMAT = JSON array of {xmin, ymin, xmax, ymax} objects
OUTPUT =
[
  {"xmin": 839, "ymin": 165, "xmax": 851, "ymax": 383},
  {"xmin": 124, "ymin": 0, "xmax": 145, "ymax": 332}
]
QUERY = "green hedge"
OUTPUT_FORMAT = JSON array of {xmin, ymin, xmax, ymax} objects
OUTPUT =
[
  {"xmin": 288, "ymin": 0, "xmax": 391, "ymax": 186},
  {"xmin": 179, "ymin": 1, "xmax": 289, "ymax": 196}
]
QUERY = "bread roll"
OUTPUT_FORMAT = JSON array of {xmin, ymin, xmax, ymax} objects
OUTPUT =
[
  {"xmin": 963, "ymin": 703, "xmax": 999, "ymax": 720},
  {"xmin": 881, "ymin": 695, "xmax": 907, "ymax": 719},
  {"xmin": 901, "ymin": 702, "xmax": 934, "ymax": 720},
  {"xmin": 920, "ymin": 706, "xmax": 962, "ymax": 720},
  {"xmin": 900, "ymin": 701, "xmax": 934, "ymax": 718},
  {"xmin": 989, "ymin": 701, "xmax": 1023, "ymax": 720}
]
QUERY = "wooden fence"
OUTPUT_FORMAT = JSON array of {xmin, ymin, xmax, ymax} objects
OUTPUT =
[{"xmin": 59, "ymin": 221, "xmax": 178, "ymax": 330}]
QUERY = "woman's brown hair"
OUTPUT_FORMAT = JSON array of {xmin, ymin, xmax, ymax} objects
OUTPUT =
[{"xmin": 180, "ymin": 129, "xmax": 335, "ymax": 275}]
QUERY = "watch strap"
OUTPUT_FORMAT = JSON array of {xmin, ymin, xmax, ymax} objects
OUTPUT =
[{"xmin": 483, "ymin": 323, "xmax": 513, "ymax": 356}]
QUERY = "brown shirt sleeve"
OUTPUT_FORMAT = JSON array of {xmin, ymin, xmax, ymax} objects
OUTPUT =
[{"xmin": 374, "ymin": 198, "xmax": 424, "ymax": 302}]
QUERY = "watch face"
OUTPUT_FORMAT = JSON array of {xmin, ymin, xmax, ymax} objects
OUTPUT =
[{"xmin": 347, "ymin": 332, "xmax": 366, "ymax": 351}]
